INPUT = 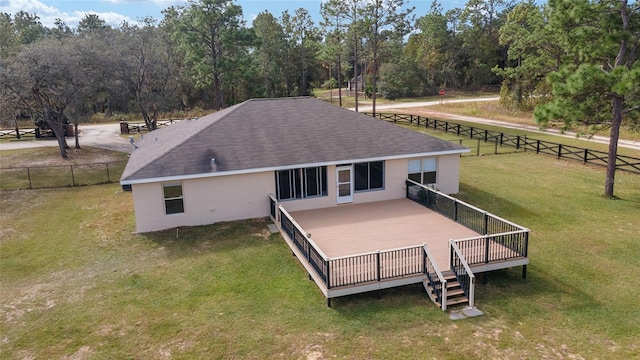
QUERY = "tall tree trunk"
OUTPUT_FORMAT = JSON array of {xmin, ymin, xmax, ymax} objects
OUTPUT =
[
  {"xmin": 338, "ymin": 52, "xmax": 342, "ymax": 106},
  {"xmin": 354, "ymin": 32, "xmax": 359, "ymax": 112},
  {"xmin": 74, "ymin": 121, "xmax": 80, "ymax": 149},
  {"xmin": 605, "ymin": 95, "xmax": 623, "ymax": 197},
  {"xmin": 48, "ymin": 114, "xmax": 68, "ymax": 158},
  {"xmin": 605, "ymin": 0, "xmax": 630, "ymax": 197}
]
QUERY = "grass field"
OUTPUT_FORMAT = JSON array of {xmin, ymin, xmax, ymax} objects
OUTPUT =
[
  {"xmin": 0, "ymin": 147, "xmax": 129, "ymax": 190},
  {"xmin": 1, "ymin": 145, "xmax": 639, "ymax": 358}
]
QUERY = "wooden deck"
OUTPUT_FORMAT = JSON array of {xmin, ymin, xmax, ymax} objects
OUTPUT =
[{"xmin": 289, "ymin": 198, "xmax": 480, "ymax": 272}]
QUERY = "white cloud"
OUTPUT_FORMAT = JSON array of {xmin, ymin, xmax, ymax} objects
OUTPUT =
[{"xmin": 0, "ymin": 0, "xmax": 133, "ymax": 28}]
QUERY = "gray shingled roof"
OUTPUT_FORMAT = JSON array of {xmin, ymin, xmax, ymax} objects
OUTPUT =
[{"xmin": 120, "ymin": 97, "xmax": 468, "ymax": 183}]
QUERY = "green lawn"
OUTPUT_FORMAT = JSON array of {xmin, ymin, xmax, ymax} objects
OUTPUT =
[{"xmin": 1, "ymin": 152, "xmax": 639, "ymax": 358}]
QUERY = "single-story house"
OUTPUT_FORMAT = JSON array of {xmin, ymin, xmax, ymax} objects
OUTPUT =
[
  {"xmin": 120, "ymin": 97, "xmax": 469, "ymax": 233},
  {"xmin": 348, "ymin": 74, "xmax": 364, "ymax": 92}
]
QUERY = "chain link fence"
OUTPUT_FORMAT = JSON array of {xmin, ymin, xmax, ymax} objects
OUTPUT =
[{"xmin": 0, "ymin": 161, "xmax": 127, "ymax": 190}]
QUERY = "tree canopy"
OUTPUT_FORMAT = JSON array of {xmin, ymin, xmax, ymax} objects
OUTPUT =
[{"xmin": 1, "ymin": 0, "xmax": 638, "ymax": 197}]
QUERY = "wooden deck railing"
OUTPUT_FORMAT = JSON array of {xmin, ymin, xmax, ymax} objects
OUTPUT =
[
  {"xmin": 423, "ymin": 244, "xmax": 448, "ymax": 310},
  {"xmin": 268, "ymin": 194, "xmax": 278, "ymax": 222},
  {"xmin": 279, "ymin": 206, "xmax": 330, "ymax": 286},
  {"xmin": 328, "ymin": 245, "xmax": 424, "ymax": 288},
  {"xmin": 406, "ymin": 179, "xmax": 529, "ymax": 266},
  {"xmin": 453, "ymin": 230, "xmax": 529, "ymax": 265},
  {"xmin": 450, "ymin": 240, "xmax": 475, "ymax": 308},
  {"xmin": 278, "ymin": 204, "xmax": 425, "ymax": 290},
  {"xmin": 406, "ymin": 179, "xmax": 528, "ymax": 235}
]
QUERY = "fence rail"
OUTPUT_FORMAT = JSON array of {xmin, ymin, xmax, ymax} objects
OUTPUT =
[
  {"xmin": 120, "ymin": 118, "xmax": 188, "ymax": 134},
  {"xmin": 0, "ymin": 161, "xmax": 127, "ymax": 190},
  {"xmin": 0, "ymin": 127, "xmax": 62, "ymax": 139},
  {"xmin": 366, "ymin": 112, "xmax": 640, "ymax": 174}
]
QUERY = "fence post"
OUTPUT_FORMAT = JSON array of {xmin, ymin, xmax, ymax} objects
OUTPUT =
[
  {"xmin": 500, "ymin": 133, "xmax": 504, "ymax": 146},
  {"xmin": 516, "ymin": 135, "xmax": 520, "ymax": 149},
  {"xmin": 583, "ymin": 148, "xmax": 588, "ymax": 164},
  {"xmin": 27, "ymin": 167, "xmax": 32, "ymax": 189},
  {"xmin": 70, "ymin": 165, "xmax": 76, "ymax": 186},
  {"xmin": 484, "ymin": 129, "xmax": 488, "ymax": 142},
  {"xmin": 470, "ymin": 127, "xmax": 474, "ymax": 139},
  {"xmin": 457, "ymin": 124, "xmax": 461, "ymax": 136},
  {"xmin": 445, "ymin": 122, "xmax": 449, "ymax": 133},
  {"xmin": 536, "ymin": 140, "xmax": 540, "ymax": 153},
  {"xmin": 558, "ymin": 144, "xmax": 562, "ymax": 159}
]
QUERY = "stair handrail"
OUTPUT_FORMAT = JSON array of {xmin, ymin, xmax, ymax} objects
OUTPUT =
[
  {"xmin": 450, "ymin": 240, "xmax": 475, "ymax": 308},
  {"xmin": 423, "ymin": 243, "xmax": 448, "ymax": 311}
]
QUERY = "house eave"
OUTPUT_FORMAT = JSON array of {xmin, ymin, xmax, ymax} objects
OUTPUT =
[{"xmin": 120, "ymin": 148, "xmax": 469, "ymax": 186}]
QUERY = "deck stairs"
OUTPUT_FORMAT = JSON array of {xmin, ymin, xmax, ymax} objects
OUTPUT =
[{"xmin": 424, "ymin": 271, "xmax": 469, "ymax": 310}]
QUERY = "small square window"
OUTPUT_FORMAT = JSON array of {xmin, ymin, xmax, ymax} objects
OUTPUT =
[{"xmin": 163, "ymin": 184, "xmax": 184, "ymax": 215}]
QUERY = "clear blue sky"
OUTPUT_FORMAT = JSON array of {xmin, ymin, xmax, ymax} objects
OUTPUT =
[{"xmin": 1, "ymin": 0, "xmax": 468, "ymax": 28}]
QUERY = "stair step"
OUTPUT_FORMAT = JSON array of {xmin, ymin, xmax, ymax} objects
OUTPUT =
[
  {"xmin": 446, "ymin": 280, "xmax": 460, "ymax": 289},
  {"xmin": 446, "ymin": 288, "xmax": 465, "ymax": 297},
  {"xmin": 446, "ymin": 296, "xmax": 469, "ymax": 306}
]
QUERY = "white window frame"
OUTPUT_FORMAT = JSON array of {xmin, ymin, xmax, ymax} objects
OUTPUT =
[
  {"xmin": 408, "ymin": 157, "xmax": 437, "ymax": 185},
  {"xmin": 163, "ymin": 183, "xmax": 184, "ymax": 215}
]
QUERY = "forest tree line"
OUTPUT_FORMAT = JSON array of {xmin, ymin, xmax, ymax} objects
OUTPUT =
[{"xmin": 0, "ymin": 0, "xmax": 638, "ymax": 195}]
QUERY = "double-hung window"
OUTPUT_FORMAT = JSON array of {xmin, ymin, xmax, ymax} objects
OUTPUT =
[
  {"xmin": 275, "ymin": 166, "xmax": 327, "ymax": 201},
  {"xmin": 354, "ymin": 161, "xmax": 384, "ymax": 191},
  {"xmin": 408, "ymin": 158, "xmax": 437, "ymax": 185},
  {"xmin": 163, "ymin": 184, "xmax": 184, "ymax": 214}
]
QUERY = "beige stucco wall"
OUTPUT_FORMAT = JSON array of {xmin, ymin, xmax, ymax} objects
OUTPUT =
[
  {"xmin": 130, "ymin": 154, "xmax": 462, "ymax": 233},
  {"xmin": 434, "ymin": 154, "xmax": 461, "ymax": 194},
  {"xmin": 131, "ymin": 171, "xmax": 274, "ymax": 233}
]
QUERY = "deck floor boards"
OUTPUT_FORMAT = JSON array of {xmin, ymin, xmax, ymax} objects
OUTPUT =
[{"xmin": 289, "ymin": 198, "xmax": 480, "ymax": 271}]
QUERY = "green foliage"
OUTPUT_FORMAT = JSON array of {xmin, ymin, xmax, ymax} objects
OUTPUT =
[{"xmin": 379, "ymin": 61, "xmax": 415, "ymax": 99}]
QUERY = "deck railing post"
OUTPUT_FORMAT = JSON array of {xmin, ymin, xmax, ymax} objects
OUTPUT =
[
  {"xmin": 326, "ymin": 259, "xmax": 331, "ymax": 288},
  {"xmin": 454, "ymin": 201, "xmax": 458, "ymax": 221},
  {"xmin": 483, "ymin": 212, "xmax": 488, "ymax": 235},
  {"xmin": 484, "ymin": 235, "xmax": 490, "ymax": 263},
  {"xmin": 376, "ymin": 250, "xmax": 381, "ymax": 282}
]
